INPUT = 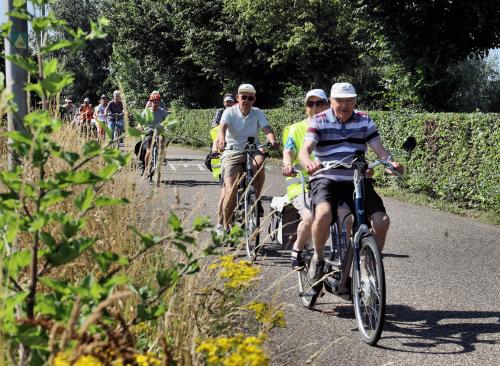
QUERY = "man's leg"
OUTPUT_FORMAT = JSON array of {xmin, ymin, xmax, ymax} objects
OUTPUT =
[
  {"xmin": 217, "ymin": 184, "xmax": 224, "ymax": 227},
  {"xmin": 252, "ymin": 154, "xmax": 266, "ymax": 198},
  {"xmin": 369, "ymin": 212, "xmax": 390, "ymax": 251},
  {"xmin": 290, "ymin": 194, "xmax": 313, "ymax": 269},
  {"xmin": 311, "ymin": 202, "xmax": 332, "ymax": 262},
  {"xmin": 364, "ymin": 179, "xmax": 389, "ymax": 252},
  {"xmin": 222, "ymin": 174, "xmax": 239, "ymax": 230}
]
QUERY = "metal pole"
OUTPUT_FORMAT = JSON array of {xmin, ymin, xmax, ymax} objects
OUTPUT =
[{"xmin": 4, "ymin": 0, "xmax": 29, "ymax": 170}]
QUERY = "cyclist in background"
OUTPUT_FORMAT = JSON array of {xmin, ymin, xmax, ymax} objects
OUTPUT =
[
  {"xmin": 145, "ymin": 90, "xmax": 167, "ymax": 111},
  {"xmin": 215, "ymin": 83, "xmax": 279, "ymax": 232},
  {"xmin": 62, "ymin": 98, "xmax": 78, "ymax": 124},
  {"xmin": 299, "ymin": 82, "xmax": 403, "ymax": 292},
  {"xmin": 142, "ymin": 92, "xmax": 169, "ymax": 178},
  {"xmin": 105, "ymin": 90, "xmax": 125, "ymax": 143},
  {"xmin": 94, "ymin": 94, "xmax": 109, "ymax": 142},
  {"xmin": 79, "ymin": 97, "xmax": 93, "ymax": 136},
  {"xmin": 209, "ymin": 93, "xmax": 235, "ymax": 232}
]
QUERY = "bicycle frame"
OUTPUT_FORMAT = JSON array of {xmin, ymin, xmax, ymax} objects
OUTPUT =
[{"xmin": 297, "ymin": 156, "xmax": 371, "ymax": 296}]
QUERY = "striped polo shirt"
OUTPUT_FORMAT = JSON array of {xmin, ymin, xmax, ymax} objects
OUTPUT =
[{"xmin": 305, "ymin": 108, "xmax": 380, "ymax": 181}]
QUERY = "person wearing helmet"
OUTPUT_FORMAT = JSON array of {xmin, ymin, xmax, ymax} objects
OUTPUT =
[
  {"xmin": 141, "ymin": 92, "xmax": 169, "ymax": 178},
  {"xmin": 144, "ymin": 90, "xmax": 167, "ymax": 111},
  {"xmin": 79, "ymin": 97, "xmax": 93, "ymax": 137},
  {"xmin": 104, "ymin": 90, "xmax": 125, "ymax": 143}
]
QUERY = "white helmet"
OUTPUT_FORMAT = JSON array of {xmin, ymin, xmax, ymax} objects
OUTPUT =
[{"xmin": 113, "ymin": 90, "xmax": 120, "ymax": 97}]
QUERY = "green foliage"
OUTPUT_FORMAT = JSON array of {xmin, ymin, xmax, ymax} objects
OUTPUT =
[
  {"xmin": 348, "ymin": 0, "xmax": 500, "ymax": 111},
  {"xmin": 50, "ymin": 0, "xmax": 114, "ymax": 104},
  {"xmin": 171, "ymin": 107, "xmax": 500, "ymax": 215},
  {"xmin": 372, "ymin": 111, "xmax": 500, "ymax": 215},
  {"xmin": 0, "ymin": 2, "xmax": 219, "ymax": 364}
]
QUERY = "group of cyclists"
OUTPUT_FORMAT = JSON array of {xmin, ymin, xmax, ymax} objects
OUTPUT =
[
  {"xmin": 64, "ymin": 82, "xmax": 404, "ymax": 293},
  {"xmin": 209, "ymin": 82, "xmax": 403, "ymax": 296},
  {"xmin": 61, "ymin": 90, "xmax": 171, "ymax": 178},
  {"xmin": 61, "ymin": 90, "xmax": 126, "ymax": 143}
]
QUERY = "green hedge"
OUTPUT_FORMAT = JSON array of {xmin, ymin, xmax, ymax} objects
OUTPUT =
[{"xmin": 171, "ymin": 108, "xmax": 500, "ymax": 215}]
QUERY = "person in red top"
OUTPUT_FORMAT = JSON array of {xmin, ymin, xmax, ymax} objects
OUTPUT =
[{"xmin": 79, "ymin": 97, "xmax": 94, "ymax": 137}]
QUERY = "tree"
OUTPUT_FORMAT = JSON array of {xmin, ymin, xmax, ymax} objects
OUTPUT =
[
  {"xmin": 348, "ymin": 0, "xmax": 500, "ymax": 110},
  {"xmin": 50, "ymin": 0, "xmax": 113, "ymax": 105}
]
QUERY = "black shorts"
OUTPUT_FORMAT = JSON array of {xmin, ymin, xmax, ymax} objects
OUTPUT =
[{"xmin": 310, "ymin": 178, "xmax": 386, "ymax": 223}]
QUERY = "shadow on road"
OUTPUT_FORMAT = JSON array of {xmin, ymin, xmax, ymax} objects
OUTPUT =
[
  {"xmin": 166, "ymin": 158, "xmax": 201, "ymax": 162},
  {"xmin": 295, "ymin": 303, "xmax": 500, "ymax": 355},
  {"xmin": 383, "ymin": 253, "xmax": 410, "ymax": 259},
  {"xmin": 163, "ymin": 180, "xmax": 220, "ymax": 187},
  {"xmin": 378, "ymin": 305, "xmax": 500, "ymax": 354}
]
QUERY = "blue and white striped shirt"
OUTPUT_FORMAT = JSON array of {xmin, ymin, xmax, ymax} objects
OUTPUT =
[{"xmin": 305, "ymin": 109, "xmax": 380, "ymax": 181}]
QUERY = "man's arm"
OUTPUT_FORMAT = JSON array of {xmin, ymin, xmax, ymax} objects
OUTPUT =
[
  {"xmin": 369, "ymin": 136, "xmax": 403, "ymax": 174},
  {"xmin": 299, "ymin": 140, "xmax": 321, "ymax": 174},
  {"xmin": 215, "ymin": 123, "xmax": 228, "ymax": 152},
  {"xmin": 282, "ymin": 149, "xmax": 295, "ymax": 176},
  {"xmin": 262, "ymin": 126, "xmax": 278, "ymax": 148}
]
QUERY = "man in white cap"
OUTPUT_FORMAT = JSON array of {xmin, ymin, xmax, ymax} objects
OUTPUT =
[
  {"xmin": 215, "ymin": 83, "xmax": 279, "ymax": 232},
  {"xmin": 299, "ymin": 82, "xmax": 403, "ymax": 295}
]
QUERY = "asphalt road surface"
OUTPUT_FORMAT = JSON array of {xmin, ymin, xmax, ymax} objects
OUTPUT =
[{"xmin": 137, "ymin": 145, "xmax": 500, "ymax": 366}]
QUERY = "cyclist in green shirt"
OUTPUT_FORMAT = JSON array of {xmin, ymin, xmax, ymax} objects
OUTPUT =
[{"xmin": 282, "ymin": 89, "xmax": 352, "ymax": 269}]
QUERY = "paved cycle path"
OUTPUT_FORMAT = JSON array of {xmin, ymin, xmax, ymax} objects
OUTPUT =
[{"xmin": 136, "ymin": 145, "xmax": 500, "ymax": 366}]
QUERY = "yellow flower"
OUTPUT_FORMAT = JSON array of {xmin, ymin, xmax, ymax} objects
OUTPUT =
[
  {"xmin": 53, "ymin": 353, "xmax": 104, "ymax": 366},
  {"xmin": 209, "ymin": 255, "xmax": 261, "ymax": 288},
  {"xmin": 135, "ymin": 353, "xmax": 161, "ymax": 366},
  {"xmin": 245, "ymin": 302, "xmax": 286, "ymax": 328},
  {"xmin": 197, "ymin": 333, "xmax": 269, "ymax": 366}
]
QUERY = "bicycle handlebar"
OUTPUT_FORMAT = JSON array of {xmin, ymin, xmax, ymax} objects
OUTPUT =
[{"xmin": 311, "ymin": 154, "xmax": 402, "ymax": 177}]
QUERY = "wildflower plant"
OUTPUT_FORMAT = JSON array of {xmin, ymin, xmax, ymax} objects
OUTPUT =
[{"xmin": 0, "ymin": 1, "xmax": 215, "ymax": 364}]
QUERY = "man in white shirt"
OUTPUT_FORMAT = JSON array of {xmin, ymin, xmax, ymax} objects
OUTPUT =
[{"xmin": 215, "ymin": 83, "xmax": 279, "ymax": 232}]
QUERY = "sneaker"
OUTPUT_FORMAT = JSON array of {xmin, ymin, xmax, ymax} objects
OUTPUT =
[
  {"xmin": 215, "ymin": 224, "xmax": 224, "ymax": 236},
  {"xmin": 308, "ymin": 258, "xmax": 326, "ymax": 283},
  {"xmin": 291, "ymin": 250, "xmax": 305, "ymax": 270}
]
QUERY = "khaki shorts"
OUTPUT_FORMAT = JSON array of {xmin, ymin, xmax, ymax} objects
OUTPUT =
[
  {"xmin": 291, "ymin": 193, "xmax": 311, "ymax": 218},
  {"xmin": 221, "ymin": 150, "xmax": 264, "ymax": 179}
]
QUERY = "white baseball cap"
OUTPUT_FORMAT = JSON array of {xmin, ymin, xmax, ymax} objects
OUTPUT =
[
  {"xmin": 238, "ymin": 83, "xmax": 256, "ymax": 94},
  {"xmin": 84, "ymin": 97, "xmax": 90, "ymax": 102},
  {"xmin": 330, "ymin": 82, "xmax": 357, "ymax": 98},
  {"xmin": 223, "ymin": 95, "xmax": 235, "ymax": 102},
  {"xmin": 304, "ymin": 88, "xmax": 328, "ymax": 103}
]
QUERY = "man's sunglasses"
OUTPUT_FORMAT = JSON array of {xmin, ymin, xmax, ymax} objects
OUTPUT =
[
  {"xmin": 306, "ymin": 100, "xmax": 328, "ymax": 108},
  {"xmin": 240, "ymin": 95, "xmax": 255, "ymax": 101}
]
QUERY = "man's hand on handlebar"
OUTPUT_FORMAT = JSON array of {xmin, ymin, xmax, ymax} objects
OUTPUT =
[
  {"xmin": 215, "ymin": 137, "xmax": 226, "ymax": 152},
  {"xmin": 268, "ymin": 140, "xmax": 280, "ymax": 151},
  {"xmin": 304, "ymin": 159, "xmax": 323, "ymax": 175},
  {"xmin": 386, "ymin": 161, "xmax": 404, "ymax": 176},
  {"xmin": 281, "ymin": 164, "xmax": 296, "ymax": 177}
]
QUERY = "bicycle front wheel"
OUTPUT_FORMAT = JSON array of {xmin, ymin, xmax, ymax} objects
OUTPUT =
[
  {"xmin": 244, "ymin": 192, "xmax": 260, "ymax": 260},
  {"xmin": 148, "ymin": 146, "xmax": 158, "ymax": 183},
  {"xmin": 297, "ymin": 249, "xmax": 318, "ymax": 308},
  {"xmin": 352, "ymin": 235, "xmax": 385, "ymax": 345}
]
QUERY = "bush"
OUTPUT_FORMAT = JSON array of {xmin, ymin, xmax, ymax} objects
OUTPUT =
[{"xmin": 172, "ymin": 108, "xmax": 500, "ymax": 215}]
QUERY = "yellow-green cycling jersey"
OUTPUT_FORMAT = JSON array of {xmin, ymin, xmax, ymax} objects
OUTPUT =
[
  {"xmin": 209, "ymin": 125, "xmax": 222, "ymax": 179},
  {"xmin": 282, "ymin": 119, "xmax": 311, "ymax": 200}
]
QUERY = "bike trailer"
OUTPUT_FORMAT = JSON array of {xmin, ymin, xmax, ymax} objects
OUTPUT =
[{"xmin": 268, "ymin": 194, "xmax": 300, "ymax": 250}]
